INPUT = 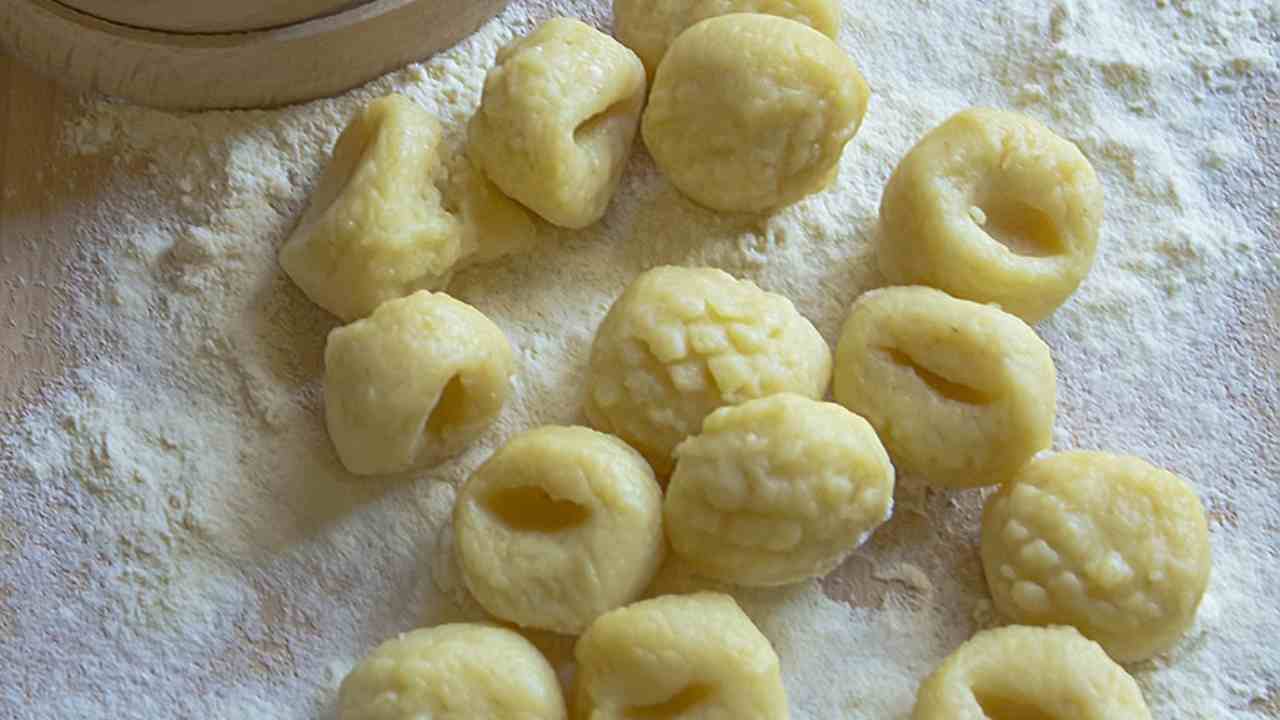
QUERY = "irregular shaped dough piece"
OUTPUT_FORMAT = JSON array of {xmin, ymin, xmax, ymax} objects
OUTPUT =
[
  {"xmin": 324, "ymin": 291, "xmax": 514, "ymax": 476},
  {"xmin": 573, "ymin": 593, "xmax": 788, "ymax": 720},
  {"xmin": 912, "ymin": 625, "xmax": 1151, "ymax": 720},
  {"xmin": 641, "ymin": 13, "xmax": 869, "ymax": 213},
  {"xmin": 614, "ymin": 0, "xmax": 841, "ymax": 76},
  {"xmin": 585, "ymin": 266, "xmax": 832, "ymax": 475},
  {"xmin": 833, "ymin": 286, "xmax": 1055, "ymax": 488},
  {"xmin": 280, "ymin": 95, "xmax": 464, "ymax": 322},
  {"xmin": 454, "ymin": 425, "xmax": 665, "ymax": 635},
  {"xmin": 879, "ymin": 108, "xmax": 1104, "ymax": 323},
  {"xmin": 665, "ymin": 393, "xmax": 894, "ymax": 586},
  {"xmin": 446, "ymin": 155, "xmax": 541, "ymax": 266},
  {"xmin": 468, "ymin": 17, "xmax": 646, "ymax": 229},
  {"xmin": 980, "ymin": 451, "xmax": 1212, "ymax": 662},
  {"xmin": 339, "ymin": 623, "xmax": 567, "ymax": 720}
]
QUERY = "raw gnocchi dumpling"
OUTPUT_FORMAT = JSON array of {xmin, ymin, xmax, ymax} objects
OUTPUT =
[
  {"xmin": 641, "ymin": 13, "xmax": 869, "ymax": 213},
  {"xmin": 453, "ymin": 425, "xmax": 665, "ymax": 635},
  {"xmin": 324, "ymin": 291, "xmax": 515, "ymax": 476},
  {"xmin": 573, "ymin": 593, "xmax": 789, "ymax": 720},
  {"xmin": 338, "ymin": 623, "xmax": 567, "ymax": 720},
  {"xmin": 879, "ymin": 108, "xmax": 1104, "ymax": 323},
  {"xmin": 468, "ymin": 17, "xmax": 646, "ymax": 229},
  {"xmin": 586, "ymin": 266, "xmax": 832, "ymax": 476},
  {"xmin": 665, "ymin": 393, "xmax": 894, "ymax": 586},
  {"xmin": 912, "ymin": 625, "xmax": 1150, "ymax": 720},
  {"xmin": 613, "ymin": 0, "xmax": 841, "ymax": 76},
  {"xmin": 833, "ymin": 286, "xmax": 1056, "ymax": 488},
  {"xmin": 980, "ymin": 451, "xmax": 1212, "ymax": 662}
]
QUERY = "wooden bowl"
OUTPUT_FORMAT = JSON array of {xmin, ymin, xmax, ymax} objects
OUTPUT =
[
  {"xmin": 0, "ymin": 0, "xmax": 509, "ymax": 109},
  {"xmin": 56, "ymin": 0, "xmax": 374, "ymax": 33}
]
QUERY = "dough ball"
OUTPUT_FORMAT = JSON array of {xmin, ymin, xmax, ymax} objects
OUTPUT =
[
  {"xmin": 878, "ymin": 107, "xmax": 1104, "ymax": 323},
  {"xmin": 980, "ymin": 451, "xmax": 1212, "ymax": 662},
  {"xmin": 614, "ymin": 0, "xmax": 841, "ymax": 76},
  {"xmin": 665, "ymin": 393, "xmax": 894, "ymax": 586},
  {"xmin": 641, "ymin": 13, "xmax": 869, "ymax": 213},
  {"xmin": 912, "ymin": 625, "xmax": 1150, "ymax": 720},
  {"xmin": 324, "ymin": 291, "xmax": 515, "ymax": 476},
  {"xmin": 338, "ymin": 623, "xmax": 566, "ymax": 720},
  {"xmin": 573, "ymin": 593, "xmax": 788, "ymax": 720},
  {"xmin": 446, "ymin": 155, "xmax": 541, "ymax": 266},
  {"xmin": 585, "ymin": 266, "xmax": 832, "ymax": 476},
  {"xmin": 833, "ymin": 286, "xmax": 1056, "ymax": 488},
  {"xmin": 468, "ymin": 17, "xmax": 646, "ymax": 229},
  {"xmin": 453, "ymin": 425, "xmax": 665, "ymax": 635}
]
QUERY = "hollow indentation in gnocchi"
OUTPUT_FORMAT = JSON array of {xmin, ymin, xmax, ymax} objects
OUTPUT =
[
  {"xmin": 972, "ymin": 196, "xmax": 1062, "ymax": 258},
  {"xmin": 484, "ymin": 485, "xmax": 591, "ymax": 533},
  {"xmin": 973, "ymin": 690, "xmax": 1059, "ymax": 720},
  {"xmin": 623, "ymin": 683, "xmax": 715, "ymax": 719},
  {"xmin": 426, "ymin": 375, "xmax": 470, "ymax": 435},
  {"xmin": 574, "ymin": 98, "xmax": 635, "ymax": 147},
  {"xmin": 882, "ymin": 348, "xmax": 991, "ymax": 405}
]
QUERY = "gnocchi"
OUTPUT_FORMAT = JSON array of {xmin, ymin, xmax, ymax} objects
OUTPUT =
[
  {"xmin": 665, "ymin": 393, "xmax": 894, "ymax": 586},
  {"xmin": 585, "ymin": 266, "xmax": 832, "ymax": 476},
  {"xmin": 468, "ymin": 18, "xmax": 646, "ymax": 229},
  {"xmin": 980, "ymin": 451, "xmax": 1212, "ymax": 662},
  {"xmin": 453, "ymin": 425, "xmax": 665, "ymax": 635},
  {"xmin": 573, "ymin": 593, "xmax": 788, "ymax": 720},
  {"xmin": 878, "ymin": 108, "xmax": 1104, "ymax": 323},
  {"xmin": 324, "ymin": 291, "xmax": 515, "ymax": 476},
  {"xmin": 338, "ymin": 623, "xmax": 567, "ymax": 720},
  {"xmin": 641, "ymin": 13, "xmax": 869, "ymax": 213},
  {"xmin": 833, "ymin": 286, "xmax": 1056, "ymax": 488}
]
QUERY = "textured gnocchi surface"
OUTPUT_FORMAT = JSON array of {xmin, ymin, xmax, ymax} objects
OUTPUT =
[
  {"xmin": 981, "ymin": 451, "xmax": 1212, "ymax": 662},
  {"xmin": 453, "ymin": 425, "xmax": 665, "ymax": 635},
  {"xmin": 879, "ymin": 107, "xmax": 1104, "ymax": 324},
  {"xmin": 338, "ymin": 624, "xmax": 567, "ymax": 720},
  {"xmin": 573, "ymin": 593, "xmax": 789, "ymax": 720},
  {"xmin": 585, "ymin": 266, "xmax": 832, "ymax": 476},
  {"xmin": 641, "ymin": 13, "xmax": 869, "ymax": 213},
  {"xmin": 665, "ymin": 393, "xmax": 894, "ymax": 586},
  {"xmin": 912, "ymin": 625, "xmax": 1151, "ymax": 720},
  {"xmin": 324, "ymin": 291, "xmax": 515, "ymax": 476},
  {"xmin": 833, "ymin": 286, "xmax": 1055, "ymax": 488},
  {"xmin": 468, "ymin": 17, "xmax": 646, "ymax": 229}
]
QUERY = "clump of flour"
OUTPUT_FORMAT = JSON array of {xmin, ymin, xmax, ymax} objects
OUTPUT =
[{"xmin": 1, "ymin": 0, "xmax": 1278, "ymax": 718}]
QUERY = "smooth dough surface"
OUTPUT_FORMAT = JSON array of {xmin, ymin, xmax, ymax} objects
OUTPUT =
[
  {"xmin": 585, "ymin": 265, "xmax": 831, "ymax": 476},
  {"xmin": 573, "ymin": 593, "xmax": 789, "ymax": 720},
  {"xmin": 642, "ymin": 13, "xmax": 869, "ymax": 213},
  {"xmin": 468, "ymin": 17, "xmax": 646, "ymax": 229},
  {"xmin": 833, "ymin": 286, "xmax": 1056, "ymax": 488},
  {"xmin": 613, "ymin": 0, "xmax": 840, "ymax": 76},
  {"xmin": 454, "ymin": 425, "xmax": 665, "ymax": 635},
  {"xmin": 981, "ymin": 451, "xmax": 1212, "ymax": 662},
  {"xmin": 324, "ymin": 291, "xmax": 515, "ymax": 476},
  {"xmin": 338, "ymin": 623, "xmax": 566, "ymax": 720},
  {"xmin": 879, "ymin": 107, "xmax": 1104, "ymax": 323},
  {"xmin": 912, "ymin": 625, "xmax": 1151, "ymax": 720},
  {"xmin": 665, "ymin": 393, "xmax": 894, "ymax": 586}
]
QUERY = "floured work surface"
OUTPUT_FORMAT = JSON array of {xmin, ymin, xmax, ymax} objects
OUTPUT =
[{"xmin": 1, "ymin": 1, "xmax": 1277, "ymax": 717}]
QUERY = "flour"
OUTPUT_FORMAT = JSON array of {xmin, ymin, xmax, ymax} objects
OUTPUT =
[{"xmin": 1, "ymin": 0, "xmax": 1278, "ymax": 717}]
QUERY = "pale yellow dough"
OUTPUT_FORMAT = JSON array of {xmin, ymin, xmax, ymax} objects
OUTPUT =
[
  {"xmin": 613, "ymin": 0, "xmax": 841, "ymax": 76},
  {"xmin": 324, "ymin": 291, "xmax": 514, "ymax": 476},
  {"xmin": 833, "ymin": 286, "xmax": 1056, "ymax": 488},
  {"xmin": 453, "ymin": 425, "xmax": 665, "ymax": 635},
  {"xmin": 468, "ymin": 17, "xmax": 646, "ymax": 229},
  {"xmin": 585, "ymin": 266, "xmax": 831, "ymax": 476},
  {"xmin": 981, "ymin": 451, "xmax": 1212, "ymax": 662},
  {"xmin": 878, "ymin": 107, "xmax": 1104, "ymax": 323},
  {"xmin": 665, "ymin": 393, "xmax": 894, "ymax": 586},
  {"xmin": 912, "ymin": 625, "xmax": 1151, "ymax": 720},
  {"xmin": 338, "ymin": 623, "xmax": 567, "ymax": 720},
  {"xmin": 573, "ymin": 593, "xmax": 789, "ymax": 720},
  {"xmin": 641, "ymin": 13, "xmax": 869, "ymax": 213}
]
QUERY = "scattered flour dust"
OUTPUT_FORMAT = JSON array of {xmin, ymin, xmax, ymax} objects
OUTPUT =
[{"xmin": 1, "ymin": 0, "xmax": 1277, "ymax": 717}]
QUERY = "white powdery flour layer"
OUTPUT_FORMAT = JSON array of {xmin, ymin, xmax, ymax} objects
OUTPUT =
[{"xmin": 1, "ymin": 0, "xmax": 1278, "ymax": 718}]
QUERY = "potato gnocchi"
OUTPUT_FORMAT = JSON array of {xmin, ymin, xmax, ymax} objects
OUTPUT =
[{"xmin": 665, "ymin": 393, "xmax": 894, "ymax": 586}]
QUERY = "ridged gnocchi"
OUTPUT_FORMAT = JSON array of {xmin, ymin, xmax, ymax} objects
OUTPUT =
[
  {"xmin": 665, "ymin": 393, "xmax": 894, "ymax": 586},
  {"xmin": 585, "ymin": 266, "xmax": 832, "ymax": 475}
]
